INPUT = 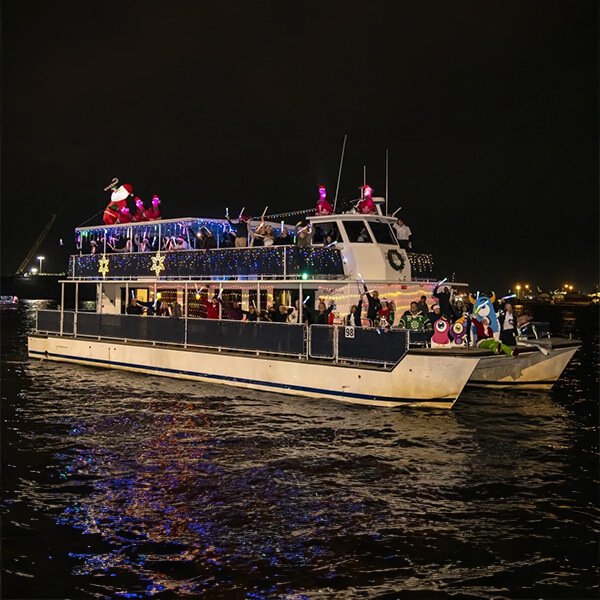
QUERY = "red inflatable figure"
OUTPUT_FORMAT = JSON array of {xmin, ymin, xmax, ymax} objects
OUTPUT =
[
  {"xmin": 117, "ymin": 206, "xmax": 133, "ymax": 224},
  {"xmin": 357, "ymin": 184, "xmax": 375, "ymax": 214},
  {"xmin": 133, "ymin": 197, "xmax": 146, "ymax": 222},
  {"xmin": 316, "ymin": 185, "xmax": 333, "ymax": 215},
  {"xmin": 103, "ymin": 184, "xmax": 133, "ymax": 225},
  {"xmin": 144, "ymin": 195, "xmax": 162, "ymax": 221}
]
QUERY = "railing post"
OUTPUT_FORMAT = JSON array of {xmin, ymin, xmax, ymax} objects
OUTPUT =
[
  {"xmin": 74, "ymin": 282, "xmax": 79, "ymax": 337},
  {"xmin": 304, "ymin": 323, "xmax": 309, "ymax": 359},
  {"xmin": 283, "ymin": 246, "xmax": 287, "ymax": 279},
  {"xmin": 184, "ymin": 282, "xmax": 188, "ymax": 348},
  {"xmin": 334, "ymin": 325, "xmax": 339, "ymax": 363},
  {"xmin": 60, "ymin": 282, "xmax": 65, "ymax": 336}
]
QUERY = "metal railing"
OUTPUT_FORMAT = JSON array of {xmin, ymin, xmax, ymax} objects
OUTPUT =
[{"xmin": 35, "ymin": 310, "xmax": 412, "ymax": 367}]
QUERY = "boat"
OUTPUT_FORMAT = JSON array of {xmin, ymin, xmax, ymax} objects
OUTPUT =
[
  {"xmin": 0, "ymin": 295, "xmax": 19, "ymax": 309},
  {"xmin": 27, "ymin": 189, "xmax": 580, "ymax": 406}
]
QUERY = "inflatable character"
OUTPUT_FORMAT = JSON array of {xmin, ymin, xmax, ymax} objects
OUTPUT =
[
  {"xmin": 117, "ymin": 206, "xmax": 132, "ymax": 224},
  {"xmin": 449, "ymin": 319, "xmax": 467, "ymax": 347},
  {"xmin": 431, "ymin": 317, "xmax": 451, "ymax": 347},
  {"xmin": 470, "ymin": 293, "xmax": 499, "ymax": 342},
  {"xmin": 132, "ymin": 197, "xmax": 147, "ymax": 222},
  {"xmin": 357, "ymin": 185, "xmax": 375, "ymax": 214},
  {"xmin": 103, "ymin": 183, "xmax": 133, "ymax": 225},
  {"xmin": 316, "ymin": 185, "xmax": 333, "ymax": 215},
  {"xmin": 144, "ymin": 195, "xmax": 162, "ymax": 221}
]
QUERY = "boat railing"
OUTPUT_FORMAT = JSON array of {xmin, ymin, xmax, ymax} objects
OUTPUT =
[{"xmin": 35, "ymin": 310, "xmax": 409, "ymax": 368}]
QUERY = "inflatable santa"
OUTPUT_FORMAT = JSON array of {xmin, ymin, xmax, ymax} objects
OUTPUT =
[{"xmin": 103, "ymin": 184, "xmax": 133, "ymax": 225}]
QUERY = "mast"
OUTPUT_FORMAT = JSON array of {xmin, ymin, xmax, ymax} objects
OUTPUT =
[
  {"xmin": 385, "ymin": 149, "xmax": 389, "ymax": 216},
  {"xmin": 333, "ymin": 135, "xmax": 347, "ymax": 212}
]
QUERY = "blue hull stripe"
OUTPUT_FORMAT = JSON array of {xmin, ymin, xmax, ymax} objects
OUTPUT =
[{"xmin": 28, "ymin": 349, "xmax": 452, "ymax": 405}]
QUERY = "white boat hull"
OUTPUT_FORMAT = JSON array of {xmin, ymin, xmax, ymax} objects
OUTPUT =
[
  {"xmin": 28, "ymin": 335, "xmax": 481, "ymax": 409},
  {"xmin": 468, "ymin": 340, "xmax": 580, "ymax": 390}
]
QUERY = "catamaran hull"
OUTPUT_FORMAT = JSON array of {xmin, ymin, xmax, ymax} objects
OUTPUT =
[
  {"xmin": 28, "ymin": 335, "xmax": 480, "ymax": 409},
  {"xmin": 468, "ymin": 342, "xmax": 579, "ymax": 389}
]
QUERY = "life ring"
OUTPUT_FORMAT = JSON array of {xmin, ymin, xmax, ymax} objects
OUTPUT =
[{"xmin": 387, "ymin": 249, "xmax": 405, "ymax": 272}]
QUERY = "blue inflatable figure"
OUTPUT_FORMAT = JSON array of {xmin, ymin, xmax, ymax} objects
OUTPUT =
[{"xmin": 469, "ymin": 292, "xmax": 499, "ymax": 342}]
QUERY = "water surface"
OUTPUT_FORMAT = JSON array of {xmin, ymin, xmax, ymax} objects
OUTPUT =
[{"xmin": 2, "ymin": 301, "xmax": 598, "ymax": 599}]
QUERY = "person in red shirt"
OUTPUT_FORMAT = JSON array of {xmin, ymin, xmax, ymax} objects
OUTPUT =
[
  {"xmin": 375, "ymin": 299, "xmax": 395, "ymax": 330},
  {"xmin": 200, "ymin": 291, "xmax": 221, "ymax": 319}
]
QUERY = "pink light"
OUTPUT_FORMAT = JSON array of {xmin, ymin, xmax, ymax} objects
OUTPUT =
[
  {"xmin": 152, "ymin": 195, "xmax": 161, "ymax": 207},
  {"xmin": 318, "ymin": 185, "xmax": 327, "ymax": 200},
  {"xmin": 364, "ymin": 185, "xmax": 373, "ymax": 199}
]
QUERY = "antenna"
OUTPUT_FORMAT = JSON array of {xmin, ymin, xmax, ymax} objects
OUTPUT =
[
  {"xmin": 363, "ymin": 165, "xmax": 366, "ymax": 187},
  {"xmin": 333, "ymin": 134, "xmax": 347, "ymax": 212},
  {"xmin": 385, "ymin": 149, "xmax": 389, "ymax": 216}
]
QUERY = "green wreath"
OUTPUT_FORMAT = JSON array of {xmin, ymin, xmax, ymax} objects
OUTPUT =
[{"xmin": 387, "ymin": 249, "xmax": 405, "ymax": 271}]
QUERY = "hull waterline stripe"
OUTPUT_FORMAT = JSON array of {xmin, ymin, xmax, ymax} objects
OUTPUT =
[{"xmin": 28, "ymin": 349, "xmax": 454, "ymax": 405}]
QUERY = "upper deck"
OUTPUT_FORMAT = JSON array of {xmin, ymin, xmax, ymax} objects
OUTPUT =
[{"xmin": 70, "ymin": 215, "xmax": 434, "ymax": 282}]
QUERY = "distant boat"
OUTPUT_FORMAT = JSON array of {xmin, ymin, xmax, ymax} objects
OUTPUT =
[
  {"xmin": 552, "ymin": 292, "xmax": 595, "ymax": 306},
  {"xmin": 0, "ymin": 295, "xmax": 19, "ymax": 309}
]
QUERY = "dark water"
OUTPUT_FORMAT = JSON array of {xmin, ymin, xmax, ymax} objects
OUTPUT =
[{"xmin": 2, "ymin": 301, "xmax": 599, "ymax": 600}]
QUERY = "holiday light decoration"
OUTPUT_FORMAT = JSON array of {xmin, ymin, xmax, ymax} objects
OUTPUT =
[
  {"xmin": 69, "ymin": 246, "xmax": 345, "ymax": 280},
  {"xmin": 98, "ymin": 254, "xmax": 110, "ymax": 278},
  {"xmin": 150, "ymin": 252, "xmax": 166, "ymax": 276},
  {"xmin": 407, "ymin": 252, "xmax": 434, "ymax": 277}
]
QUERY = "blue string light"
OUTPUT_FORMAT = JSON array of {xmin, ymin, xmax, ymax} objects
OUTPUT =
[{"xmin": 70, "ymin": 247, "xmax": 344, "ymax": 279}]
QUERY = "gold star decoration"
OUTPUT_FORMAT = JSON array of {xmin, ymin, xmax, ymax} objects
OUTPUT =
[
  {"xmin": 150, "ymin": 251, "xmax": 166, "ymax": 277},
  {"xmin": 98, "ymin": 254, "xmax": 110, "ymax": 278}
]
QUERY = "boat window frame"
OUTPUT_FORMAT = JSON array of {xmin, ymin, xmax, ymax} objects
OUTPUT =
[
  {"xmin": 365, "ymin": 220, "xmax": 398, "ymax": 246},
  {"xmin": 341, "ymin": 220, "xmax": 374, "ymax": 243}
]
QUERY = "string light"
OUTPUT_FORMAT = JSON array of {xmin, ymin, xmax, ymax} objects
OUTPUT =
[
  {"xmin": 407, "ymin": 252, "xmax": 434, "ymax": 276},
  {"xmin": 70, "ymin": 246, "xmax": 345, "ymax": 279}
]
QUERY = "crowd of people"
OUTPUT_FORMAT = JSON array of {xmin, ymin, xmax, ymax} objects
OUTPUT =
[
  {"xmin": 86, "ymin": 214, "xmax": 414, "ymax": 255},
  {"xmin": 125, "ymin": 282, "xmax": 523, "ymax": 347}
]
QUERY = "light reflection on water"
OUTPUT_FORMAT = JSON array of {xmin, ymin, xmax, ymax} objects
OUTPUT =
[{"xmin": 1, "ymin": 301, "xmax": 599, "ymax": 599}]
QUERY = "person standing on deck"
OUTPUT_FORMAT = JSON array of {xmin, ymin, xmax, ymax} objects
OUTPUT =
[
  {"xmin": 363, "ymin": 285, "xmax": 382, "ymax": 326},
  {"xmin": 498, "ymin": 302, "xmax": 517, "ymax": 346},
  {"xmin": 433, "ymin": 284, "xmax": 453, "ymax": 320},
  {"xmin": 393, "ymin": 218, "xmax": 412, "ymax": 249},
  {"xmin": 228, "ymin": 214, "xmax": 249, "ymax": 247},
  {"xmin": 345, "ymin": 294, "xmax": 364, "ymax": 327}
]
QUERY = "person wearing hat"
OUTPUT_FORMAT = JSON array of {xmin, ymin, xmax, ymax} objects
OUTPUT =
[
  {"xmin": 375, "ymin": 298, "xmax": 395, "ymax": 329},
  {"xmin": 428, "ymin": 304, "xmax": 444, "ymax": 326},
  {"xmin": 173, "ymin": 236, "xmax": 189, "ymax": 250}
]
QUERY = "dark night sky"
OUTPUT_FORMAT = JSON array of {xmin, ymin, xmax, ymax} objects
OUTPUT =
[{"xmin": 2, "ymin": 1, "xmax": 598, "ymax": 292}]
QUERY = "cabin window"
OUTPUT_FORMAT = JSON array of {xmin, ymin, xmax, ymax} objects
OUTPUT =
[
  {"xmin": 313, "ymin": 222, "xmax": 340, "ymax": 245},
  {"xmin": 368, "ymin": 221, "xmax": 397, "ymax": 245},
  {"xmin": 343, "ymin": 221, "xmax": 373, "ymax": 243}
]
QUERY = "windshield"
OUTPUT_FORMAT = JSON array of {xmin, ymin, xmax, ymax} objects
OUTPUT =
[{"xmin": 368, "ymin": 221, "xmax": 397, "ymax": 245}]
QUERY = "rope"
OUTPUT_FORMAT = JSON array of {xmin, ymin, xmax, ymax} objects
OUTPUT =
[{"xmin": 77, "ymin": 210, "xmax": 104, "ymax": 228}]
